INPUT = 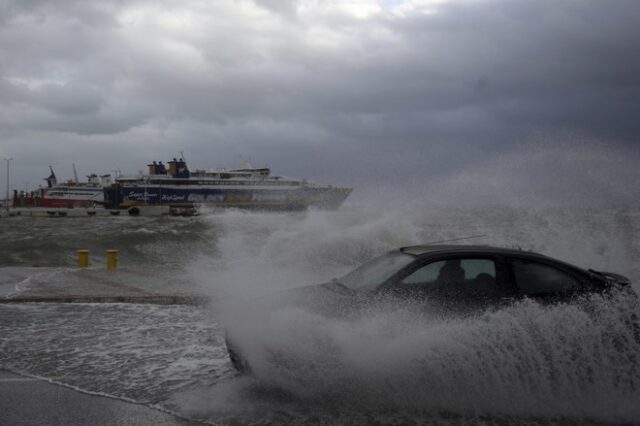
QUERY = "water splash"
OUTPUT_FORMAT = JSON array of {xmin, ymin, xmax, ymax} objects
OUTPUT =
[
  {"xmin": 221, "ymin": 292, "xmax": 640, "ymax": 423},
  {"xmin": 192, "ymin": 205, "xmax": 640, "ymax": 423}
]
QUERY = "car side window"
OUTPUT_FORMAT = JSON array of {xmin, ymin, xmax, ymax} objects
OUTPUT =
[
  {"xmin": 509, "ymin": 258, "xmax": 579, "ymax": 295},
  {"xmin": 401, "ymin": 258, "xmax": 500, "ymax": 294},
  {"xmin": 402, "ymin": 260, "xmax": 445, "ymax": 285}
]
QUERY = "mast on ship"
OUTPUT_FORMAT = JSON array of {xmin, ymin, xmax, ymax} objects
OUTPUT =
[{"xmin": 72, "ymin": 163, "xmax": 79, "ymax": 183}]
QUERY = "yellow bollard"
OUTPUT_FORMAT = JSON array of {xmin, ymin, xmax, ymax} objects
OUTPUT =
[
  {"xmin": 77, "ymin": 250, "xmax": 90, "ymax": 268},
  {"xmin": 106, "ymin": 249, "xmax": 118, "ymax": 270}
]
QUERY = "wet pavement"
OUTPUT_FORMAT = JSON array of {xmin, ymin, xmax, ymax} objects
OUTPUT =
[
  {"xmin": 0, "ymin": 268, "xmax": 218, "ymax": 424},
  {"xmin": 0, "ymin": 371, "xmax": 201, "ymax": 426},
  {"xmin": 0, "ymin": 266, "xmax": 207, "ymax": 304}
]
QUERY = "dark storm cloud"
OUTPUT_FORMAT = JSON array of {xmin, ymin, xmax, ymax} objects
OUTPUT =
[{"xmin": 0, "ymin": 0, "xmax": 639, "ymax": 203}]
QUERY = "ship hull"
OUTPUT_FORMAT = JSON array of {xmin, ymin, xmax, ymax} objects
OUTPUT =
[
  {"xmin": 12, "ymin": 187, "xmax": 104, "ymax": 209},
  {"xmin": 39, "ymin": 198, "xmax": 99, "ymax": 208},
  {"xmin": 39, "ymin": 187, "xmax": 104, "ymax": 208},
  {"xmin": 105, "ymin": 184, "xmax": 351, "ymax": 211}
]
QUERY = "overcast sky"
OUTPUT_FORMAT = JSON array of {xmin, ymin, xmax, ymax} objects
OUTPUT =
[{"xmin": 1, "ymin": 0, "xmax": 639, "ymax": 204}]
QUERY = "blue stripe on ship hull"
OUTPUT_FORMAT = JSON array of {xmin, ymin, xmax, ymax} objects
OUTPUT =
[
  {"xmin": 114, "ymin": 185, "xmax": 351, "ymax": 209},
  {"xmin": 120, "ymin": 187, "xmax": 306, "ymax": 204}
]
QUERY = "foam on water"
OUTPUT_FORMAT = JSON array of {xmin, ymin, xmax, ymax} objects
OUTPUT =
[{"xmin": 0, "ymin": 303, "xmax": 232, "ymax": 403}]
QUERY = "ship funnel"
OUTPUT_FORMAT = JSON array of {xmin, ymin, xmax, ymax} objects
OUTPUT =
[
  {"xmin": 168, "ymin": 158, "xmax": 178, "ymax": 177},
  {"xmin": 148, "ymin": 161, "xmax": 158, "ymax": 175},
  {"xmin": 167, "ymin": 158, "xmax": 189, "ymax": 178},
  {"xmin": 147, "ymin": 161, "xmax": 168, "ymax": 176}
]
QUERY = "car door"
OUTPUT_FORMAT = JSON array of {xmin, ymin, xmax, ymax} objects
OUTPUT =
[{"xmin": 504, "ymin": 256, "xmax": 586, "ymax": 301}]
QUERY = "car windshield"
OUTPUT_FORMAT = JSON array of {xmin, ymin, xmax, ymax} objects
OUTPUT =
[{"xmin": 339, "ymin": 251, "xmax": 416, "ymax": 290}]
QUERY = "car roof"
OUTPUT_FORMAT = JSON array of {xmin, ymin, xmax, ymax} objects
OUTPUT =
[{"xmin": 399, "ymin": 244, "xmax": 547, "ymax": 258}]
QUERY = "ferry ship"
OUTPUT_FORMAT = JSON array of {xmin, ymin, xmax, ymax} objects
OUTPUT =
[
  {"xmin": 12, "ymin": 167, "xmax": 110, "ymax": 209},
  {"xmin": 104, "ymin": 158, "xmax": 352, "ymax": 211}
]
